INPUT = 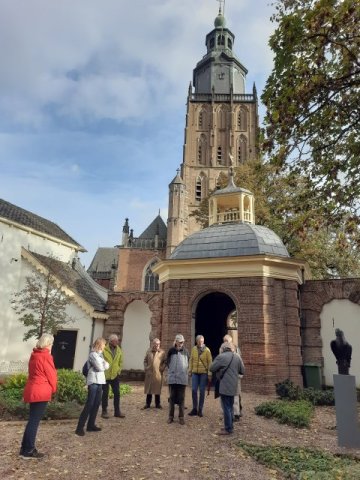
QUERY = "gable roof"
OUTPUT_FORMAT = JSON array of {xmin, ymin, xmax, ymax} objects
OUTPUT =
[
  {"xmin": 0, "ymin": 198, "xmax": 85, "ymax": 251},
  {"xmin": 87, "ymin": 247, "xmax": 119, "ymax": 275},
  {"xmin": 139, "ymin": 215, "xmax": 167, "ymax": 240},
  {"xmin": 24, "ymin": 250, "xmax": 107, "ymax": 315}
]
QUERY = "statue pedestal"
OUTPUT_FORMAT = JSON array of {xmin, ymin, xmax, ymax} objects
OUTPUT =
[{"xmin": 333, "ymin": 374, "xmax": 360, "ymax": 448}]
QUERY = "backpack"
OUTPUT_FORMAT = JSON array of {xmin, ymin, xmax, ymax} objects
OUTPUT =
[{"xmin": 82, "ymin": 360, "xmax": 90, "ymax": 377}]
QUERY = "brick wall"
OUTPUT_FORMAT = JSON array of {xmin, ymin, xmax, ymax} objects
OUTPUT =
[
  {"xmin": 115, "ymin": 248, "xmax": 166, "ymax": 291},
  {"xmin": 161, "ymin": 277, "xmax": 302, "ymax": 394}
]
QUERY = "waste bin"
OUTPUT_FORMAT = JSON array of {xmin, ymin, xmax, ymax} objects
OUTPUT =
[{"xmin": 303, "ymin": 363, "xmax": 322, "ymax": 389}]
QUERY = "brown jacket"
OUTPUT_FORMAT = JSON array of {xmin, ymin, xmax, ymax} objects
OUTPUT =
[{"xmin": 144, "ymin": 348, "xmax": 166, "ymax": 395}]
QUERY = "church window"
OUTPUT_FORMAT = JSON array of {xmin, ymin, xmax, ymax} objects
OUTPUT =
[
  {"xmin": 237, "ymin": 107, "xmax": 247, "ymax": 131},
  {"xmin": 227, "ymin": 38, "xmax": 232, "ymax": 49},
  {"xmin": 144, "ymin": 259, "xmax": 159, "ymax": 292},
  {"xmin": 198, "ymin": 134, "xmax": 207, "ymax": 165},
  {"xmin": 195, "ymin": 177, "xmax": 202, "ymax": 201},
  {"xmin": 198, "ymin": 144, "xmax": 202, "ymax": 163},
  {"xmin": 237, "ymin": 135, "xmax": 247, "ymax": 163},
  {"xmin": 217, "ymin": 146, "xmax": 223, "ymax": 165},
  {"xmin": 210, "ymin": 37, "xmax": 215, "ymax": 49},
  {"xmin": 198, "ymin": 111, "xmax": 203, "ymax": 128},
  {"xmin": 217, "ymin": 35, "xmax": 225, "ymax": 46}
]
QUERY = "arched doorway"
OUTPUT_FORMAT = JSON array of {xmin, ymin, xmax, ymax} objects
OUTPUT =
[
  {"xmin": 195, "ymin": 292, "xmax": 236, "ymax": 357},
  {"xmin": 122, "ymin": 300, "xmax": 151, "ymax": 370}
]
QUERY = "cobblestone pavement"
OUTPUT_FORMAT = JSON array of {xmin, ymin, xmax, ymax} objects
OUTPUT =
[{"xmin": 1, "ymin": 383, "xmax": 359, "ymax": 480}]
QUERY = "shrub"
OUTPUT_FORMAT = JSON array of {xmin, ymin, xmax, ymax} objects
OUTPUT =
[
  {"xmin": 238, "ymin": 442, "xmax": 360, "ymax": 479},
  {"xmin": 0, "ymin": 371, "xmax": 132, "ymax": 420},
  {"xmin": 2, "ymin": 373, "xmax": 28, "ymax": 390},
  {"xmin": 275, "ymin": 379, "xmax": 335, "ymax": 406},
  {"xmin": 55, "ymin": 369, "xmax": 87, "ymax": 404},
  {"xmin": 255, "ymin": 399, "xmax": 314, "ymax": 428}
]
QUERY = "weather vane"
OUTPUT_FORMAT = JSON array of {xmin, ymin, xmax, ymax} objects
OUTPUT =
[{"xmin": 217, "ymin": 0, "xmax": 225, "ymax": 15}]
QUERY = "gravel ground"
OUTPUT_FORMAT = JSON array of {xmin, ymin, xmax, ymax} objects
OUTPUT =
[{"xmin": 1, "ymin": 382, "xmax": 359, "ymax": 480}]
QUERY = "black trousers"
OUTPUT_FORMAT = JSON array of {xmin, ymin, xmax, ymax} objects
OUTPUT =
[
  {"xmin": 146, "ymin": 394, "xmax": 161, "ymax": 407},
  {"xmin": 102, "ymin": 377, "xmax": 120, "ymax": 415},
  {"xmin": 168, "ymin": 384, "xmax": 186, "ymax": 419}
]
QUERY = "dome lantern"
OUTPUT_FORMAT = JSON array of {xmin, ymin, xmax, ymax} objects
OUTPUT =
[{"xmin": 208, "ymin": 157, "xmax": 255, "ymax": 226}]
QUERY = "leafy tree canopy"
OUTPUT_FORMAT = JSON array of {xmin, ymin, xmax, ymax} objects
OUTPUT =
[
  {"xmin": 11, "ymin": 260, "xmax": 73, "ymax": 341},
  {"xmin": 191, "ymin": 161, "xmax": 360, "ymax": 279},
  {"xmin": 262, "ymin": 0, "xmax": 360, "ymax": 216}
]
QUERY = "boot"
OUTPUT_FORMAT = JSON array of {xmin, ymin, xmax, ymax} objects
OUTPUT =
[{"xmin": 101, "ymin": 410, "xmax": 109, "ymax": 419}]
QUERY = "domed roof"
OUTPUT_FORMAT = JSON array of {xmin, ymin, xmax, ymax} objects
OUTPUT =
[
  {"xmin": 214, "ymin": 13, "xmax": 226, "ymax": 28},
  {"xmin": 170, "ymin": 223, "xmax": 289, "ymax": 260}
]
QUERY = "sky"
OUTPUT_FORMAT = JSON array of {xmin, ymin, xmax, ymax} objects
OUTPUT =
[{"xmin": 0, "ymin": 0, "xmax": 276, "ymax": 268}]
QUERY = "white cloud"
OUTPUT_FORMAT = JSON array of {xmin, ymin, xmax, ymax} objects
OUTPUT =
[
  {"xmin": 0, "ymin": 0, "xmax": 276, "ymax": 266},
  {"xmin": 0, "ymin": 0, "xmax": 275, "ymax": 128}
]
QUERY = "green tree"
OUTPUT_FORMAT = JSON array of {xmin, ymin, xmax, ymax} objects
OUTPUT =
[
  {"xmin": 191, "ymin": 161, "xmax": 360, "ymax": 279},
  {"xmin": 262, "ymin": 0, "xmax": 360, "ymax": 218},
  {"xmin": 11, "ymin": 261, "xmax": 73, "ymax": 341}
]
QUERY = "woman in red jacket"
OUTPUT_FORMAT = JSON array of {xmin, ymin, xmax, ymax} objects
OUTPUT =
[{"xmin": 20, "ymin": 333, "xmax": 57, "ymax": 459}]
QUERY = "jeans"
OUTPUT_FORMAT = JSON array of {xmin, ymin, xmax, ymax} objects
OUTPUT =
[
  {"xmin": 102, "ymin": 377, "xmax": 120, "ymax": 415},
  {"xmin": 21, "ymin": 401, "xmax": 48, "ymax": 453},
  {"xmin": 191, "ymin": 373, "xmax": 208, "ymax": 412},
  {"xmin": 221, "ymin": 395, "xmax": 234, "ymax": 433},
  {"xmin": 76, "ymin": 383, "xmax": 102, "ymax": 431},
  {"xmin": 169, "ymin": 384, "xmax": 186, "ymax": 419}
]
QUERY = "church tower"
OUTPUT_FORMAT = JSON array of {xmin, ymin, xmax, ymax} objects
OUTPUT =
[{"xmin": 167, "ymin": 3, "xmax": 259, "ymax": 254}]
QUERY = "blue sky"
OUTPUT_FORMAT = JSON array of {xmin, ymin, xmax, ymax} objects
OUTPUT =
[{"xmin": 0, "ymin": 0, "xmax": 275, "ymax": 267}]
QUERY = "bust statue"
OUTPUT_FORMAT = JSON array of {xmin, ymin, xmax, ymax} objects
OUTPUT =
[{"xmin": 330, "ymin": 329, "xmax": 352, "ymax": 375}]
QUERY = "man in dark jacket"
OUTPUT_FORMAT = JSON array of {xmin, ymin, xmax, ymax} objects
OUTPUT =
[{"xmin": 210, "ymin": 342, "xmax": 245, "ymax": 435}]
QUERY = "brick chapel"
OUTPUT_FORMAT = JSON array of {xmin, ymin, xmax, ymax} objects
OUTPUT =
[{"xmin": 87, "ymin": 6, "xmax": 360, "ymax": 393}]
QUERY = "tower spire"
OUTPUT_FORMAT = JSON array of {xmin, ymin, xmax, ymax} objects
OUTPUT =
[{"xmin": 217, "ymin": 0, "xmax": 225, "ymax": 15}]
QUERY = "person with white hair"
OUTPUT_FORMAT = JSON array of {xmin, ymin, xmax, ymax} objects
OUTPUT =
[
  {"xmin": 221, "ymin": 334, "xmax": 244, "ymax": 420},
  {"xmin": 188, "ymin": 335, "xmax": 212, "ymax": 417},
  {"xmin": 166, "ymin": 334, "xmax": 189, "ymax": 425},
  {"xmin": 142, "ymin": 338, "xmax": 167, "ymax": 409},
  {"xmin": 20, "ymin": 333, "xmax": 57, "ymax": 459},
  {"xmin": 210, "ymin": 341, "xmax": 245, "ymax": 435},
  {"xmin": 101, "ymin": 334, "xmax": 125, "ymax": 419}
]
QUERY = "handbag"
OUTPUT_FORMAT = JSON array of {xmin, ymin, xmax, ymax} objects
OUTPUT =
[{"xmin": 214, "ymin": 354, "xmax": 234, "ymax": 399}]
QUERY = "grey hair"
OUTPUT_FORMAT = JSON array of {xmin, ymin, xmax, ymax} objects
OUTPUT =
[
  {"xmin": 196, "ymin": 335, "xmax": 204, "ymax": 342},
  {"xmin": 220, "ymin": 341, "xmax": 234, "ymax": 353},
  {"xmin": 36, "ymin": 333, "xmax": 54, "ymax": 349},
  {"xmin": 108, "ymin": 334, "xmax": 119, "ymax": 342},
  {"xmin": 152, "ymin": 338, "xmax": 160, "ymax": 344}
]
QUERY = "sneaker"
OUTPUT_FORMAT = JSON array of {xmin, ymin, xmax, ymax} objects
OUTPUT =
[
  {"xmin": 141, "ymin": 405, "xmax": 150, "ymax": 410},
  {"xmin": 217, "ymin": 430, "xmax": 233, "ymax": 435},
  {"xmin": 188, "ymin": 409, "xmax": 197, "ymax": 416},
  {"xmin": 155, "ymin": 405, "xmax": 162, "ymax": 409},
  {"xmin": 114, "ymin": 412, "xmax": 125, "ymax": 418},
  {"xmin": 20, "ymin": 448, "xmax": 45, "ymax": 459},
  {"xmin": 167, "ymin": 417, "xmax": 174, "ymax": 424},
  {"xmin": 101, "ymin": 411, "xmax": 109, "ymax": 419},
  {"xmin": 75, "ymin": 429, "xmax": 85, "ymax": 436},
  {"xmin": 86, "ymin": 425, "xmax": 102, "ymax": 432},
  {"xmin": 179, "ymin": 418, "xmax": 185, "ymax": 425},
  {"xmin": 198, "ymin": 410, "xmax": 203, "ymax": 417}
]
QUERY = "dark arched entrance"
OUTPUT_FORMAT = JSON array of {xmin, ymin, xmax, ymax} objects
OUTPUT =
[{"xmin": 195, "ymin": 292, "xmax": 236, "ymax": 357}]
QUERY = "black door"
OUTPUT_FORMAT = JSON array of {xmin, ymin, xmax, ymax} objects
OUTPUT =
[
  {"xmin": 195, "ymin": 292, "xmax": 235, "ymax": 358},
  {"xmin": 52, "ymin": 330, "xmax": 78, "ymax": 369}
]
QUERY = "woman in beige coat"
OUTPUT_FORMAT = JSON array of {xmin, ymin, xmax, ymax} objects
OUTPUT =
[{"xmin": 143, "ymin": 338, "xmax": 166, "ymax": 409}]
